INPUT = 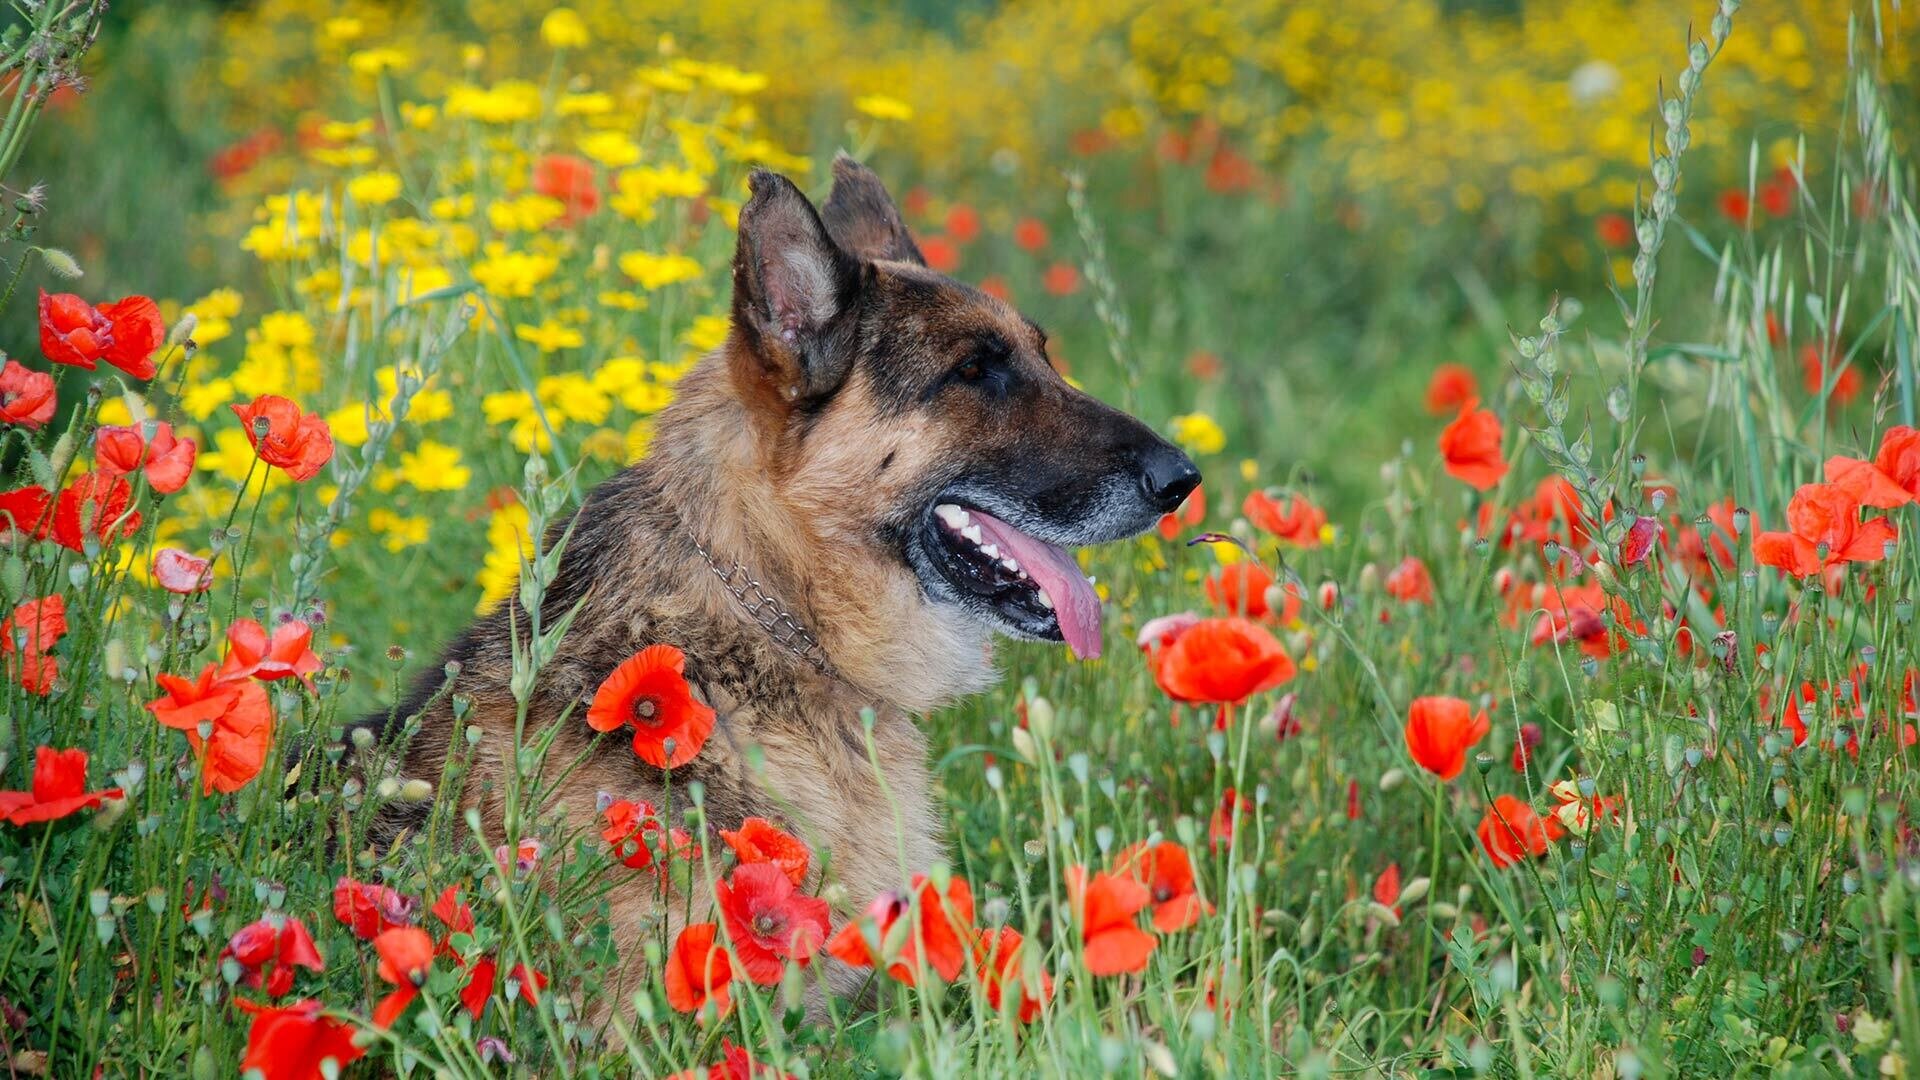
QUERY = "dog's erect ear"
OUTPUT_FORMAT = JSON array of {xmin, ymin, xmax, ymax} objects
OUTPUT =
[
  {"xmin": 821, "ymin": 153, "xmax": 925, "ymax": 266},
  {"xmin": 731, "ymin": 169, "xmax": 864, "ymax": 399}
]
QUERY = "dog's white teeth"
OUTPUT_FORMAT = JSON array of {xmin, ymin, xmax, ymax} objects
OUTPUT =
[
  {"xmin": 1037, "ymin": 592, "xmax": 1055, "ymax": 610},
  {"xmin": 1086, "ymin": 575, "xmax": 1098, "ymax": 586},
  {"xmin": 935, "ymin": 503, "xmax": 970, "ymax": 529},
  {"xmin": 1002, "ymin": 557, "xmax": 1021, "ymax": 573},
  {"xmin": 1017, "ymin": 569, "xmax": 1029, "ymax": 579},
  {"xmin": 981, "ymin": 543, "xmax": 1001, "ymax": 559},
  {"xmin": 961, "ymin": 524, "xmax": 984, "ymax": 544}
]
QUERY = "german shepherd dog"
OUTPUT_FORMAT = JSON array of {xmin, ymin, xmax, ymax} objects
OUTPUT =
[{"xmin": 373, "ymin": 157, "xmax": 1199, "ymax": 998}]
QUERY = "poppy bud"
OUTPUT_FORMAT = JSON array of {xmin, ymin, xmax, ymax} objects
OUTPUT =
[
  {"xmin": 1357, "ymin": 562, "xmax": 1379, "ymax": 594},
  {"xmin": 399, "ymin": 779, "xmax": 434, "ymax": 802},
  {"xmin": 1492, "ymin": 567, "xmax": 1514, "ymax": 595},
  {"xmin": 1317, "ymin": 581, "xmax": 1338, "ymax": 610},
  {"xmin": 1027, "ymin": 697, "xmax": 1056, "ymax": 740},
  {"xmin": 1397, "ymin": 877, "xmax": 1431, "ymax": 906},
  {"xmin": 1378, "ymin": 768, "xmax": 1406, "ymax": 792},
  {"xmin": 38, "ymin": 247, "xmax": 81, "ymax": 279}
]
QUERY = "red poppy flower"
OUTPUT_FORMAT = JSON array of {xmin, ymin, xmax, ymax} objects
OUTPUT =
[
  {"xmin": 1800, "ymin": 343, "xmax": 1862, "ymax": 406},
  {"xmin": 1753, "ymin": 482, "xmax": 1898, "ymax": 577},
  {"xmin": 153, "ymin": 548, "xmax": 214, "ymax": 593},
  {"xmin": 1759, "ymin": 173, "xmax": 1794, "ymax": 217},
  {"xmin": 665, "ymin": 1039, "xmax": 795, "ymax": 1080},
  {"xmin": 720, "ymin": 817, "xmax": 811, "ymax": 887},
  {"xmin": 602, "ymin": 798, "xmax": 692, "ymax": 871},
  {"xmin": 1403, "ymin": 696, "xmax": 1491, "ymax": 781},
  {"xmin": 95, "ymin": 421, "xmax": 196, "ymax": 495},
  {"xmin": 1512, "ymin": 721, "xmax": 1543, "ymax": 772},
  {"xmin": 0, "ymin": 746, "xmax": 123, "ymax": 825},
  {"xmin": 1717, "ymin": 189, "xmax": 1752, "ymax": 224},
  {"xmin": 825, "ymin": 890, "xmax": 907, "ymax": 971},
  {"xmin": 1384, "ymin": 556, "xmax": 1435, "ymax": 604},
  {"xmin": 715, "ymin": 862, "xmax": 831, "ymax": 985},
  {"xmin": 1065, "ymin": 865, "xmax": 1155, "ymax": 975},
  {"xmin": 51, "ymin": 472, "xmax": 142, "ymax": 552},
  {"xmin": 147, "ymin": 664, "xmax": 274, "ymax": 794},
  {"xmin": 332, "ymin": 877, "xmax": 416, "ymax": 940},
  {"xmin": 944, "ymin": 203, "xmax": 980, "ymax": 244},
  {"xmin": 1619, "ymin": 515, "xmax": 1661, "ymax": 566},
  {"xmin": 1042, "ymin": 262, "xmax": 1081, "ymax": 296},
  {"xmin": 1012, "ymin": 217, "xmax": 1049, "ymax": 252},
  {"xmin": 1372, "ymin": 863, "xmax": 1402, "ymax": 916},
  {"xmin": 219, "ymin": 618, "xmax": 322, "ymax": 689},
  {"xmin": 1506, "ymin": 476, "xmax": 1592, "ymax": 551},
  {"xmin": 1872, "ymin": 426, "xmax": 1920, "ymax": 498},
  {"xmin": 1438, "ymin": 399, "xmax": 1508, "ymax": 491},
  {"xmin": 231, "ymin": 395, "xmax": 335, "ymax": 482},
  {"xmin": 371, "ymin": 926, "xmax": 435, "ymax": 1028},
  {"xmin": 1115, "ymin": 841, "xmax": 1210, "ymax": 932},
  {"xmin": 1424, "ymin": 363, "xmax": 1480, "ymax": 415},
  {"xmin": 222, "ymin": 916, "xmax": 324, "ymax": 997},
  {"xmin": 532, "ymin": 153, "xmax": 599, "ymax": 222},
  {"xmin": 1595, "ymin": 213, "xmax": 1634, "ymax": 250},
  {"xmin": 586, "ymin": 644, "xmax": 716, "ymax": 768},
  {"xmin": 976, "ymin": 927, "xmax": 1051, "ymax": 1022},
  {"xmin": 0, "ymin": 360, "xmax": 56, "ymax": 429},
  {"xmin": 977, "ymin": 275, "xmax": 1011, "ymax": 302},
  {"xmin": 664, "ymin": 921, "xmax": 736, "ymax": 1016},
  {"xmin": 1477, "ymin": 794, "xmax": 1552, "ymax": 867},
  {"xmin": 236, "ymin": 999, "xmax": 365, "ymax": 1080},
  {"xmin": 918, "ymin": 234, "xmax": 960, "ymax": 273},
  {"xmin": 454, "ymin": 955, "xmax": 546, "ymax": 1019},
  {"xmin": 1824, "ymin": 441, "xmax": 1918, "ymax": 509},
  {"xmin": 1, "ymin": 594, "xmax": 66, "ymax": 695},
  {"xmin": 826, "ymin": 879, "xmax": 987, "ymax": 987},
  {"xmin": 1151, "ymin": 616, "xmax": 1294, "ymax": 705},
  {"xmin": 1208, "ymin": 787, "xmax": 1241, "ymax": 852},
  {"xmin": 39, "ymin": 290, "xmax": 164, "ymax": 379},
  {"xmin": 1156, "ymin": 483, "xmax": 1205, "ymax": 540},
  {"xmin": 0, "ymin": 485, "xmax": 51, "ymax": 543},
  {"xmin": 1242, "ymin": 490, "xmax": 1324, "ymax": 545},
  {"xmin": 1203, "ymin": 562, "xmax": 1295, "ymax": 622}
]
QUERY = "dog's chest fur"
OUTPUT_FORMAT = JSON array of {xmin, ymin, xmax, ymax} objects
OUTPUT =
[{"xmin": 379, "ymin": 445, "xmax": 963, "ymax": 993}]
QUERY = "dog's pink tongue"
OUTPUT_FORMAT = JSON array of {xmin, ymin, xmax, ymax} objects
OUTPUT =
[{"xmin": 968, "ymin": 511, "xmax": 1103, "ymax": 660}]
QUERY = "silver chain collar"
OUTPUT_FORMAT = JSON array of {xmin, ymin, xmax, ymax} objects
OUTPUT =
[{"xmin": 689, "ymin": 536, "xmax": 837, "ymax": 678}]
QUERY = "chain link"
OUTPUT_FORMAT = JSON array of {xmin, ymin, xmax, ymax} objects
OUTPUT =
[{"xmin": 691, "ymin": 537, "xmax": 836, "ymax": 677}]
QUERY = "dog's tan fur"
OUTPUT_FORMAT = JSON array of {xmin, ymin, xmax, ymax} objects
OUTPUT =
[{"xmin": 369, "ymin": 159, "xmax": 1195, "ymax": 999}]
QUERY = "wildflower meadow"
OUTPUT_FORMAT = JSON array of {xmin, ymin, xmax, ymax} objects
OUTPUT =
[{"xmin": 5, "ymin": 1, "xmax": 1920, "ymax": 1076}]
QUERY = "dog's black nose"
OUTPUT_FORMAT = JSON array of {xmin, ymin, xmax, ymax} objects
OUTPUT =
[{"xmin": 1139, "ymin": 442, "xmax": 1201, "ymax": 512}]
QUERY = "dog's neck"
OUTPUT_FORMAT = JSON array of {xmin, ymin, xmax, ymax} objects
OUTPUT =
[{"xmin": 623, "ymin": 358, "xmax": 997, "ymax": 714}]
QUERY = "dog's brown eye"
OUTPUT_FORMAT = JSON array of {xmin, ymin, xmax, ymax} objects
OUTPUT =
[{"xmin": 956, "ymin": 359, "xmax": 986, "ymax": 382}]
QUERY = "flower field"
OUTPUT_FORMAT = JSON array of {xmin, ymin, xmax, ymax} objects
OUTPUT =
[{"xmin": 5, "ymin": 0, "xmax": 1920, "ymax": 1076}]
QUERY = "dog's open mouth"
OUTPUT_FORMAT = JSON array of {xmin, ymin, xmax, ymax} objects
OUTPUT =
[{"xmin": 921, "ymin": 501, "xmax": 1103, "ymax": 659}]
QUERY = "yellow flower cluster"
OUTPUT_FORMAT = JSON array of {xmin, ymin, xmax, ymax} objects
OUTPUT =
[{"xmin": 176, "ymin": 0, "xmax": 1907, "ymax": 231}]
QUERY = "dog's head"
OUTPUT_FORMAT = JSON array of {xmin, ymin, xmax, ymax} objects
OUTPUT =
[{"xmin": 721, "ymin": 158, "xmax": 1198, "ymax": 666}]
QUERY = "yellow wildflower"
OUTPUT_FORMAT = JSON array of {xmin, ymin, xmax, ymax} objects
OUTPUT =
[
  {"xmin": 680, "ymin": 314, "xmax": 730, "ymax": 353},
  {"xmin": 538, "ymin": 372, "xmax": 610, "ymax": 424},
  {"xmin": 475, "ymin": 503, "xmax": 532, "ymax": 613},
  {"xmin": 618, "ymin": 250, "xmax": 703, "ymax": 290},
  {"xmin": 854, "ymin": 94, "xmax": 914, "ymax": 121},
  {"xmin": 1170, "ymin": 412, "xmax": 1227, "ymax": 456},
  {"xmin": 515, "ymin": 320, "xmax": 585, "ymax": 354},
  {"xmin": 369, "ymin": 508, "xmax": 431, "ymax": 553},
  {"xmin": 397, "ymin": 440, "xmax": 471, "ymax": 492},
  {"xmin": 578, "ymin": 131, "xmax": 641, "ymax": 169},
  {"xmin": 347, "ymin": 48, "xmax": 410, "ymax": 77},
  {"xmin": 540, "ymin": 8, "xmax": 589, "ymax": 49},
  {"xmin": 471, "ymin": 250, "xmax": 558, "ymax": 298}
]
